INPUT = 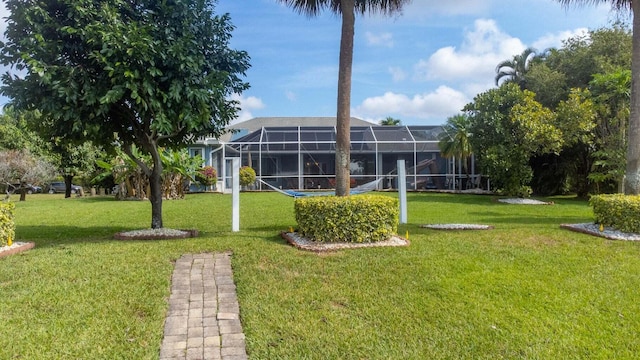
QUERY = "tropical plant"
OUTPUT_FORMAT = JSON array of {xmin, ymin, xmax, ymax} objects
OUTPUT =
[
  {"xmin": 0, "ymin": 0, "xmax": 250, "ymax": 227},
  {"xmin": 160, "ymin": 149, "xmax": 203, "ymax": 199},
  {"xmin": 555, "ymin": 0, "xmax": 640, "ymax": 195},
  {"xmin": 277, "ymin": 0, "xmax": 409, "ymax": 196},
  {"xmin": 380, "ymin": 116, "xmax": 401, "ymax": 125},
  {"xmin": 438, "ymin": 114, "xmax": 473, "ymax": 190},
  {"xmin": 495, "ymin": 47, "xmax": 539, "ymax": 88},
  {"xmin": 95, "ymin": 147, "xmax": 200, "ymax": 200}
]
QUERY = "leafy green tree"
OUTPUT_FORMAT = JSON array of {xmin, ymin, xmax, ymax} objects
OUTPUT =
[
  {"xmin": 542, "ymin": 24, "xmax": 631, "ymax": 103},
  {"xmin": 551, "ymin": 89, "xmax": 598, "ymax": 196},
  {"xmin": 438, "ymin": 114, "xmax": 473, "ymax": 189},
  {"xmin": 51, "ymin": 141, "xmax": 103, "ymax": 198},
  {"xmin": 277, "ymin": 0, "xmax": 409, "ymax": 196},
  {"xmin": 465, "ymin": 84, "xmax": 562, "ymax": 196},
  {"xmin": 588, "ymin": 68, "xmax": 631, "ymax": 192},
  {"xmin": 380, "ymin": 116, "xmax": 401, "ymax": 125},
  {"xmin": 524, "ymin": 62, "xmax": 568, "ymax": 108},
  {"xmin": 0, "ymin": 0, "xmax": 250, "ymax": 228},
  {"xmin": 0, "ymin": 108, "xmax": 47, "ymax": 155},
  {"xmin": 556, "ymin": 1, "xmax": 640, "ymax": 194}
]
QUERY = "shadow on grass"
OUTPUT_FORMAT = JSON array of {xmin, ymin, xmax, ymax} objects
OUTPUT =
[
  {"xmin": 470, "ymin": 213, "xmax": 591, "ymax": 226},
  {"xmin": 407, "ymin": 192, "xmax": 497, "ymax": 206},
  {"xmin": 15, "ymin": 224, "xmax": 211, "ymax": 246}
]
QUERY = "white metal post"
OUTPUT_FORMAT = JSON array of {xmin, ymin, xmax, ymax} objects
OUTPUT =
[
  {"xmin": 397, "ymin": 160, "xmax": 407, "ymax": 224},
  {"xmin": 232, "ymin": 157, "xmax": 240, "ymax": 232}
]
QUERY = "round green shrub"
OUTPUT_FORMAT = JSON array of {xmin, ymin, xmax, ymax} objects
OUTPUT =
[{"xmin": 239, "ymin": 166, "xmax": 256, "ymax": 187}]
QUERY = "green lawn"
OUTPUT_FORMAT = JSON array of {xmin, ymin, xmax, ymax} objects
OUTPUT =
[{"xmin": 2, "ymin": 192, "xmax": 639, "ymax": 359}]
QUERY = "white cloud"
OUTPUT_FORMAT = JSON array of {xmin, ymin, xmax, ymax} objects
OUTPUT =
[
  {"xmin": 365, "ymin": 31, "xmax": 394, "ymax": 47},
  {"xmin": 388, "ymin": 66, "xmax": 406, "ymax": 82},
  {"xmin": 229, "ymin": 94, "xmax": 265, "ymax": 124},
  {"xmin": 414, "ymin": 19, "xmax": 525, "ymax": 83},
  {"xmin": 532, "ymin": 28, "xmax": 589, "ymax": 51},
  {"xmin": 353, "ymin": 86, "xmax": 469, "ymax": 122}
]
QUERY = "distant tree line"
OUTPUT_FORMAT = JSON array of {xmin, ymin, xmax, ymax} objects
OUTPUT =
[{"xmin": 445, "ymin": 24, "xmax": 632, "ymax": 197}]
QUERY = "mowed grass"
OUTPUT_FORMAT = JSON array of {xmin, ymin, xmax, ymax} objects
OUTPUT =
[{"xmin": 1, "ymin": 192, "xmax": 640, "ymax": 359}]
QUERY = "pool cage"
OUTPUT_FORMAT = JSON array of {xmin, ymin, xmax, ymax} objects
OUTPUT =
[{"xmin": 200, "ymin": 125, "xmax": 480, "ymax": 192}]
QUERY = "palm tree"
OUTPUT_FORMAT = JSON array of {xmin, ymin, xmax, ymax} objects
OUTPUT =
[
  {"xmin": 438, "ymin": 114, "xmax": 473, "ymax": 190},
  {"xmin": 495, "ymin": 47, "xmax": 538, "ymax": 89},
  {"xmin": 278, "ymin": 0, "xmax": 409, "ymax": 195},
  {"xmin": 556, "ymin": 0, "xmax": 639, "ymax": 195},
  {"xmin": 379, "ymin": 116, "xmax": 401, "ymax": 125}
]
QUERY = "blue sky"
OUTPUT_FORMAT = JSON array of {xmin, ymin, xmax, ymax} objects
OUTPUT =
[{"xmin": 0, "ymin": 0, "xmax": 621, "ymax": 125}]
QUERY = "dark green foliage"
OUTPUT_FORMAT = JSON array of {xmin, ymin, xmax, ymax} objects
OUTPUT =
[
  {"xmin": 465, "ymin": 84, "xmax": 562, "ymax": 197},
  {"xmin": 590, "ymin": 194, "xmax": 640, "ymax": 233},
  {"xmin": 294, "ymin": 195, "xmax": 398, "ymax": 243}
]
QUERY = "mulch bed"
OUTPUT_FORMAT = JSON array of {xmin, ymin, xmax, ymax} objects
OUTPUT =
[
  {"xmin": 0, "ymin": 242, "xmax": 35, "ymax": 258},
  {"xmin": 281, "ymin": 231, "xmax": 409, "ymax": 253},
  {"xmin": 421, "ymin": 224, "xmax": 494, "ymax": 230},
  {"xmin": 560, "ymin": 223, "xmax": 640, "ymax": 241},
  {"xmin": 114, "ymin": 229, "xmax": 199, "ymax": 240}
]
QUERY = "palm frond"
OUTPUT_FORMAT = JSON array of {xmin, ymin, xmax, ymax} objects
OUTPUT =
[{"xmin": 555, "ymin": 0, "xmax": 630, "ymax": 11}]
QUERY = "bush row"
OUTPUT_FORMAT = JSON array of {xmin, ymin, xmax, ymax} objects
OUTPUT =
[
  {"xmin": 294, "ymin": 195, "xmax": 398, "ymax": 243},
  {"xmin": 590, "ymin": 194, "xmax": 640, "ymax": 233},
  {"xmin": 0, "ymin": 202, "xmax": 16, "ymax": 247}
]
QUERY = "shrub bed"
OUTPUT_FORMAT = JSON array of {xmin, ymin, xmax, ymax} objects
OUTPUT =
[
  {"xmin": 589, "ymin": 194, "xmax": 640, "ymax": 233},
  {"xmin": 0, "ymin": 202, "xmax": 16, "ymax": 247},
  {"xmin": 294, "ymin": 195, "xmax": 398, "ymax": 243}
]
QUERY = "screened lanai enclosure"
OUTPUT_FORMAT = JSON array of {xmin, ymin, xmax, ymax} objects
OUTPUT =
[{"xmin": 190, "ymin": 123, "xmax": 481, "ymax": 192}]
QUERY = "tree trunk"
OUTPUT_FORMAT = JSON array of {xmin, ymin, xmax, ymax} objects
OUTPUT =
[
  {"xmin": 334, "ymin": 0, "xmax": 355, "ymax": 197},
  {"xmin": 149, "ymin": 149, "xmax": 164, "ymax": 229},
  {"xmin": 625, "ymin": 2, "xmax": 640, "ymax": 194},
  {"xmin": 63, "ymin": 174, "xmax": 73, "ymax": 198}
]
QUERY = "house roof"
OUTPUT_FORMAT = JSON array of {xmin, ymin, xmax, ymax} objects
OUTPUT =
[{"xmin": 217, "ymin": 117, "xmax": 375, "ymax": 142}]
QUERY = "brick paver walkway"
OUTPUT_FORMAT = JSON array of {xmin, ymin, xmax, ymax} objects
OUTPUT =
[{"xmin": 159, "ymin": 253, "xmax": 247, "ymax": 360}]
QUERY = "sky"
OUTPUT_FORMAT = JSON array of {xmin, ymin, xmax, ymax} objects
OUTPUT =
[{"xmin": 0, "ymin": 0, "xmax": 623, "ymax": 126}]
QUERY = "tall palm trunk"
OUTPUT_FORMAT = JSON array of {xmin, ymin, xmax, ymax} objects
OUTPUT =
[
  {"xmin": 625, "ymin": 0, "xmax": 640, "ymax": 194},
  {"xmin": 335, "ymin": 0, "xmax": 355, "ymax": 197}
]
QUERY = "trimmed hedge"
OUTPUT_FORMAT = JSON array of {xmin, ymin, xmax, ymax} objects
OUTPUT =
[
  {"xmin": 294, "ymin": 195, "xmax": 398, "ymax": 243},
  {"xmin": 590, "ymin": 194, "xmax": 640, "ymax": 233},
  {"xmin": 0, "ymin": 202, "xmax": 16, "ymax": 247}
]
